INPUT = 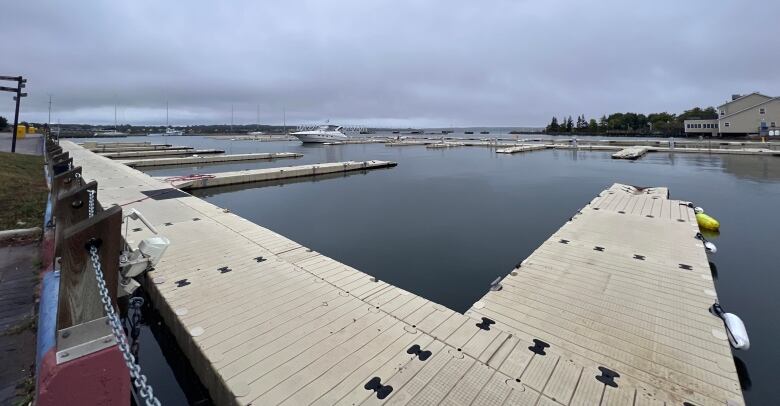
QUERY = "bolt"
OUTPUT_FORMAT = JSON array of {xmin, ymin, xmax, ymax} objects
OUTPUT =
[
  {"xmin": 62, "ymin": 331, "xmax": 70, "ymax": 338},
  {"xmin": 71, "ymin": 199, "xmax": 83, "ymax": 208},
  {"xmin": 61, "ymin": 352, "xmax": 69, "ymax": 357}
]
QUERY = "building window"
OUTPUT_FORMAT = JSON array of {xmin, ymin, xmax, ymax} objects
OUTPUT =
[
  {"xmin": 760, "ymin": 108, "xmax": 766, "ymax": 114},
  {"xmin": 772, "ymin": 122, "xmax": 777, "ymax": 127},
  {"xmin": 716, "ymin": 123, "xmax": 719, "ymax": 128},
  {"xmin": 720, "ymin": 110, "xmax": 725, "ymax": 116},
  {"xmin": 686, "ymin": 124, "xmax": 690, "ymax": 129},
  {"xmin": 725, "ymin": 122, "xmax": 730, "ymax": 127}
]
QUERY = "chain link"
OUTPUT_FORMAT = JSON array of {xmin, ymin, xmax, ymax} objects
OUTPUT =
[{"xmin": 87, "ymin": 190, "xmax": 161, "ymax": 406}]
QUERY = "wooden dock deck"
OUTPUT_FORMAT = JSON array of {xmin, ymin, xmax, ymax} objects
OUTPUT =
[
  {"xmin": 119, "ymin": 152, "xmax": 302, "ymax": 168},
  {"xmin": 60, "ymin": 141, "xmax": 743, "ymax": 406}
]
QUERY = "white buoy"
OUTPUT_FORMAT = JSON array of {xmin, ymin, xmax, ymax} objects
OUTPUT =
[
  {"xmin": 704, "ymin": 241, "xmax": 717, "ymax": 253},
  {"xmin": 694, "ymin": 206, "xmax": 704, "ymax": 214}
]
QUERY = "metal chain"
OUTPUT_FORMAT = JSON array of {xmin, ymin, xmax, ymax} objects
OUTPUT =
[{"xmin": 87, "ymin": 190, "xmax": 161, "ymax": 406}]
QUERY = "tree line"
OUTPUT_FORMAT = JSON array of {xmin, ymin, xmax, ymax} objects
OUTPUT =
[{"xmin": 545, "ymin": 107, "xmax": 718, "ymax": 136}]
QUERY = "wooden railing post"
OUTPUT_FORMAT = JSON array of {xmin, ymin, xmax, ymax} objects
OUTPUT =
[
  {"xmin": 49, "ymin": 152, "xmax": 72, "ymax": 177},
  {"xmin": 54, "ymin": 180, "xmax": 97, "ymax": 258},
  {"xmin": 57, "ymin": 205, "xmax": 122, "ymax": 330},
  {"xmin": 51, "ymin": 166, "xmax": 82, "ymax": 200}
]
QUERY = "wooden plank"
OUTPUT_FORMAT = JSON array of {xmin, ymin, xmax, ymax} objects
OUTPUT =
[
  {"xmin": 58, "ymin": 205, "xmax": 122, "ymax": 329},
  {"xmin": 54, "ymin": 180, "xmax": 97, "ymax": 258}
]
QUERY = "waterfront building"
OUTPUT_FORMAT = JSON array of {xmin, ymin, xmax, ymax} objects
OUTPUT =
[{"xmin": 684, "ymin": 92, "xmax": 780, "ymax": 136}]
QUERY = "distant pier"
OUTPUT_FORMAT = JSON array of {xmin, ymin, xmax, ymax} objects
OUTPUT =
[
  {"xmin": 120, "ymin": 152, "xmax": 302, "ymax": 168},
  {"xmin": 162, "ymin": 160, "xmax": 397, "ymax": 190}
]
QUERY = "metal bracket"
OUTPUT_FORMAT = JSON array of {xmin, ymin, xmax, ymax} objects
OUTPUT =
[{"xmin": 56, "ymin": 316, "xmax": 115, "ymax": 365}]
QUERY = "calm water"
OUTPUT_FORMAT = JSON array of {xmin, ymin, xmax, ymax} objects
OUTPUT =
[{"xmin": 76, "ymin": 135, "xmax": 780, "ymax": 404}]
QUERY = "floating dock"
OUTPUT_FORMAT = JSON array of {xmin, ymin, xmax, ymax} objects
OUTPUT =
[
  {"xmin": 159, "ymin": 160, "xmax": 397, "ymax": 190},
  {"xmin": 496, "ymin": 145, "xmax": 549, "ymax": 154},
  {"xmin": 60, "ymin": 141, "xmax": 743, "ymax": 406},
  {"xmin": 120, "ymin": 152, "xmax": 302, "ymax": 168},
  {"xmin": 611, "ymin": 146, "xmax": 649, "ymax": 160},
  {"xmin": 85, "ymin": 145, "xmax": 192, "ymax": 153},
  {"xmin": 99, "ymin": 149, "xmax": 225, "ymax": 159},
  {"xmin": 468, "ymin": 184, "xmax": 742, "ymax": 405},
  {"xmin": 426, "ymin": 142, "xmax": 465, "ymax": 149}
]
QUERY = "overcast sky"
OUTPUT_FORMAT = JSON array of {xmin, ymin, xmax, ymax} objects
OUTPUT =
[{"xmin": 2, "ymin": 0, "xmax": 779, "ymax": 127}]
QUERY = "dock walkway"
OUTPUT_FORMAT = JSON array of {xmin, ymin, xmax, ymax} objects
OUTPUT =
[
  {"xmin": 120, "ymin": 152, "xmax": 302, "ymax": 168},
  {"xmin": 467, "ymin": 184, "xmax": 742, "ymax": 406},
  {"xmin": 159, "ymin": 160, "xmax": 397, "ymax": 190},
  {"xmin": 99, "ymin": 149, "xmax": 225, "ymax": 159},
  {"xmin": 61, "ymin": 141, "xmax": 742, "ymax": 405}
]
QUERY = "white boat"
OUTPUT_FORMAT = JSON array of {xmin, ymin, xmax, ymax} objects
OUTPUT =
[
  {"xmin": 164, "ymin": 127, "xmax": 183, "ymax": 135},
  {"xmin": 94, "ymin": 102, "xmax": 126, "ymax": 136},
  {"xmin": 291, "ymin": 124, "xmax": 348, "ymax": 143},
  {"xmin": 149, "ymin": 127, "xmax": 184, "ymax": 136}
]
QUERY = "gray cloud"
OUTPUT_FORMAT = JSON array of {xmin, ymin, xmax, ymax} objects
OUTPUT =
[{"xmin": 2, "ymin": 0, "xmax": 779, "ymax": 126}]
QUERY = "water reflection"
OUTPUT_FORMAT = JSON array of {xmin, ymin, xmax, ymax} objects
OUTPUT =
[
  {"xmin": 734, "ymin": 356, "xmax": 752, "ymax": 390},
  {"xmin": 719, "ymin": 155, "xmax": 780, "ymax": 182}
]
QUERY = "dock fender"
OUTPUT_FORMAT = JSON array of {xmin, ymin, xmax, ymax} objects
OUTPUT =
[{"xmin": 711, "ymin": 303, "xmax": 750, "ymax": 350}]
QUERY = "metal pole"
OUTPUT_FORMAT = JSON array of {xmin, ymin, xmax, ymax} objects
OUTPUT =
[{"xmin": 11, "ymin": 84, "xmax": 22, "ymax": 153}]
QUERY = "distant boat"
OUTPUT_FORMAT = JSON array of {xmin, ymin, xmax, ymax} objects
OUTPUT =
[
  {"xmin": 480, "ymin": 131, "xmax": 490, "ymax": 134},
  {"xmin": 95, "ymin": 101, "xmax": 125, "ymax": 136},
  {"xmin": 291, "ymin": 124, "xmax": 348, "ymax": 143},
  {"xmin": 93, "ymin": 129, "xmax": 127, "ymax": 137},
  {"xmin": 150, "ymin": 127, "xmax": 183, "ymax": 136},
  {"xmin": 465, "ymin": 131, "xmax": 474, "ymax": 134},
  {"xmin": 248, "ymin": 131, "xmax": 265, "ymax": 135}
]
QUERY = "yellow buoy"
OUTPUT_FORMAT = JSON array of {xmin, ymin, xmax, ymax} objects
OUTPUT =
[{"xmin": 696, "ymin": 213, "xmax": 720, "ymax": 231}]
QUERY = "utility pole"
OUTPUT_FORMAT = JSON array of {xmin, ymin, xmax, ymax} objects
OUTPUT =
[
  {"xmin": 48, "ymin": 95, "xmax": 52, "ymax": 126},
  {"xmin": 0, "ymin": 75, "xmax": 28, "ymax": 153}
]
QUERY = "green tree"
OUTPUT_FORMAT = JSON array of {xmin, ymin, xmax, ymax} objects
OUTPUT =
[
  {"xmin": 565, "ymin": 116, "xmax": 574, "ymax": 132},
  {"xmin": 678, "ymin": 107, "xmax": 717, "ymax": 121},
  {"xmin": 0, "ymin": 116, "xmax": 7, "ymax": 130},
  {"xmin": 588, "ymin": 119, "xmax": 598, "ymax": 132},
  {"xmin": 546, "ymin": 116, "xmax": 560, "ymax": 132},
  {"xmin": 598, "ymin": 115, "xmax": 608, "ymax": 132}
]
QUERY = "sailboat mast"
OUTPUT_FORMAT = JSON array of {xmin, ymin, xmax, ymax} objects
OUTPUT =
[
  {"xmin": 114, "ymin": 103, "xmax": 117, "ymax": 130},
  {"xmin": 256, "ymin": 104, "xmax": 260, "ymax": 131},
  {"xmin": 166, "ymin": 101, "xmax": 169, "ymax": 127}
]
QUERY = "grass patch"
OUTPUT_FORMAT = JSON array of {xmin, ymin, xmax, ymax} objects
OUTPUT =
[{"xmin": 0, "ymin": 152, "xmax": 47, "ymax": 231}]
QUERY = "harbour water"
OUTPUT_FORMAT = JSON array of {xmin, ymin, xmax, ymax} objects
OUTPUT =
[{"xmin": 78, "ymin": 135, "xmax": 780, "ymax": 404}]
